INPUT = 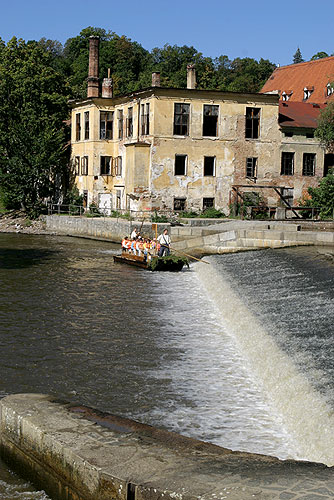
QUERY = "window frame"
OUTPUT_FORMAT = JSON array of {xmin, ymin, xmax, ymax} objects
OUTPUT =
[
  {"xmin": 173, "ymin": 198, "xmax": 186, "ymax": 211},
  {"xmin": 281, "ymin": 152, "xmax": 294, "ymax": 176},
  {"xmin": 203, "ymin": 156, "xmax": 215, "ymax": 176},
  {"xmin": 81, "ymin": 156, "xmax": 88, "ymax": 176},
  {"xmin": 74, "ymin": 156, "xmax": 80, "ymax": 175},
  {"xmin": 203, "ymin": 197, "xmax": 215, "ymax": 210},
  {"xmin": 100, "ymin": 156, "xmax": 113, "ymax": 176},
  {"xmin": 84, "ymin": 111, "xmax": 90, "ymax": 140},
  {"xmin": 173, "ymin": 103, "xmax": 190, "ymax": 136},
  {"xmin": 174, "ymin": 154, "xmax": 187, "ymax": 176},
  {"xmin": 126, "ymin": 107, "xmax": 133, "ymax": 138},
  {"xmin": 245, "ymin": 107, "xmax": 260, "ymax": 139},
  {"xmin": 302, "ymin": 153, "xmax": 316, "ymax": 176},
  {"xmin": 118, "ymin": 109, "xmax": 124, "ymax": 139},
  {"xmin": 202, "ymin": 104, "xmax": 219, "ymax": 137},
  {"xmin": 75, "ymin": 113, "xmax": 81, "ymax": 141},
  {"xmin": 140, "ymin": 103, "xmax": 150, "ymax": 135},
  {"xmin": 100, "ymin": 111, "xmax": 113, "ymax": 140},
  {"xmin": 115, "ymin": 156, "xmax": 122, "ymax": 177},
  {"xmin": 246, "ymin": 157, "xmax": 257, "ymax": 178}
]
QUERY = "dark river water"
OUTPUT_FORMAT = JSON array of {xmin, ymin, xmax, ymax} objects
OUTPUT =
[{"xmin": 0, "ymin": 234, "xmax": 333, "ymax": 498}]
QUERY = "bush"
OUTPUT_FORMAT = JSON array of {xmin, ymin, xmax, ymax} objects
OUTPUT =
[
  {"xmin": 307, "ymin": 173, "xmax": 334, "ymax": 219},
  {"xmin": 199, "ymin": 207, "xmax": 226, "ymax": 218},
  {"xmin": 179, "ymin": 210, "xmax": 199, "ymax": 218}
]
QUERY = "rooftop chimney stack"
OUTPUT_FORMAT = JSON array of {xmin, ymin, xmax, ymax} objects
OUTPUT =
[
  {"xmin": 187, "ymin": 64, "xmax": 196, "ymax": 90},
  {"xmin": 152, "ymin": 72, "xmax": 161, "ymax": 87},
  {"xmin": 102, "ymin": 68, "xmax": 113, "ymax": 98},
  {"xmin": 87, "ymin": 36, "xmax": 100, "ymax": 98}
]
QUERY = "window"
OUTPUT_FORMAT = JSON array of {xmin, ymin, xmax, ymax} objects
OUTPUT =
[
  {"xmin": 84, "ymin": 111, "xmax": 89, "ymax": 140},
  {"xmin": 203, "ymin": 198, "xmax": 214, "ymax": 210},
  {"xmin": 281, "ymin": 152, "xmax": 294, "ymax": 175},
  {"xmin": 245, "ymin": 107, "xmax": 260, "ymax": 139},
  {"xmin": 204, "ymin": 156, "xmax": 215, "ymax": 176},
  {"xmin": 174, "ymin": 198, "xmax": 186, "ymax": 211},
  {"xmin": 74, "ymin": 156, "xmax": 80, "ymax": 175},
  {"xmin": 303, "ymin": 153, "xmax": 316, "ymax": 176},
  {"xmin": 284, "ymin": 131, "xmax": 293, "ymax": 137},
  {"xmin": 246, "ymin": 157, "xmax": 257, "ymax": 178},
  {"xmin": 203, "ymin": 105, "xmax": 218, "ymax": 136},
  {"xmin": 306, "ymin": 132, "xmax": 314, "ymax": 138},
  {"xmin": 75, "ymin": 113, "xmax": 81, "ymax": 141},
  {"xmin": 303, "ymin": 87, "xmax": 314, "ymax": 101},
  {"xmin": 100, "ymin": 111, "xmax": 113, "ymax": 140},
  {"xmin": 118, "ymin": 110, "xmax": 124, "ymax": 139},
  {"xmin": 141, "ymin": 103, "xmax": 150, "ymax": 135},
  {"xmin": 175, "ymin": 155, "xmax": 187, "ymax": 175},
  {"xmin": 100, "ymin": 156, "xmax": 112, "ymax": 175},
  {"xmin": 327, "ymin": 83, "xmax": 334, "ymax": 97},
  {"xmin": 126, "ymin": 107, "xmax": 133, "ymax": 137},
  {"xmin": 115, "ymin": 156, "xmax": 122, "ymax": 177},
  {"xmin": 81, "ymin": 156, "xmax": 88, "ymax": 176},
  {"xmin": 173, "ymin": 103, "xmax": 190, "ymax": 135},
  {"xmin": 116, "ymin": 190, "xmax": 122, "ymax": 209}
]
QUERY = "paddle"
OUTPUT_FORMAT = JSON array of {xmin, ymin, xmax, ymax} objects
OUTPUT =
[{"xmin": 170, "ymin": 246, "xmax": 211, "ymax": 264}]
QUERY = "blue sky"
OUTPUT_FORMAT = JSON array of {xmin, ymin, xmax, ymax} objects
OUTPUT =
[{"xmin": 2, "ymin": 0, "xmax": 332, "ymax": 66}]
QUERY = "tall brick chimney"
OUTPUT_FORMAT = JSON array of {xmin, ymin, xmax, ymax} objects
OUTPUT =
[
  {"xmin": 87, "ymin": 36, "xmax": 99, "ymax": 98},
  {"xmin": 152, "ymin": 72, "xmax": 161, "ymax": 87},
  {"xmin": 102, "ymin": 68, "xmax": 113, "ymax": 98},
  {"xmin": 187, "ymin": 64, "xmax": 196, "ymax": 89}
]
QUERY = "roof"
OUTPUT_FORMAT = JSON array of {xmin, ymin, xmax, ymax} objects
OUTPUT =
[
  {"xmin": 279, "ymin": 101, "xmax": 326, "ymax": 129},
  {"xmin": 261, "ymin": 57, "xmax": 334, "ymax": 104}
]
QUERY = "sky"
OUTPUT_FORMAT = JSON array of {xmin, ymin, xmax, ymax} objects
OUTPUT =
[{"xmin": 2, "ymin": 0, "xmax": 332, "ymax": 67}]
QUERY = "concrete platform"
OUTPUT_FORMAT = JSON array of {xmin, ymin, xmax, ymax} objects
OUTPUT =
[{"xmin": 0, "ymin": 394, "xmax": 333, "ymax": 500}]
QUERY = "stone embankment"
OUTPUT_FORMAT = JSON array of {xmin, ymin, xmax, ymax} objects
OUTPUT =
[{"xmin": 1, "ymin": 394, "xmax": 333, "ymax": 500}]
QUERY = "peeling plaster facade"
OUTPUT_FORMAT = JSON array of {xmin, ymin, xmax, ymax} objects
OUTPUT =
[{"xmin": 70, "ymin": 87, "xmax": 324, "ymax": 214}]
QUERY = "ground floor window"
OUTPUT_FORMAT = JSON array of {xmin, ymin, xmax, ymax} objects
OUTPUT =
[
  {"xmin": 204, "ymin": 156, "xmax": 215, "ymax": 176},
  {"xmin": 302, "ymin": 153, "xmax": 316, "ymax": 176},
  {"xmin": 83, "ymin": 190, "xmax": 88, "ymax": 208},
  {"xmin": 281, "ymin": 152, "xmax": 294, "ymax": 175},
  {"xmin": 116, "ymin": 190, "xmax": 122, "ymax": 209},
  {"xmin": 203, "ymin": 197, "xmax": 214, "ymax": 210},
  {"xmin": 174, "ymin": 198, "xmax": 186, "ymax": 211},
  {"xmin": 175, "ymin": 155, "xmax": 187, "ymax": 175},
  {"xmin": 246, "ymin": 157, "xmax": 257, "ymax": 178}
]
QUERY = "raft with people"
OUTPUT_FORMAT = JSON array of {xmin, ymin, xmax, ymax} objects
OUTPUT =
[{"xmin": 113, "ymin": 231, "xmax": 188, "ymax": 272}]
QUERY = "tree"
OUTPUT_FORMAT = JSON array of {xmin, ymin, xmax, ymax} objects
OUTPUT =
[
  {"xmin": 311, "ymin": 51, "xmax": 329, "ymax": 60},
  {"xmin": 293, "ymin": 48, "xmax": 304, "ymax": 64},
  {"xmin": 315, "ymin": 102, "xmax": 334, "ymax": 151},
  {"xmin": 307, "ymin": 174, "xmax": 334, "ymax": 219},
  {"xmin": 0, "ymin": 37, "xmax": 69, "ymax": 216}
]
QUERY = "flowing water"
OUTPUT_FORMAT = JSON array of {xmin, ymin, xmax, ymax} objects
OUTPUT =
[{"xmin": 0, "ymin": 234, "xmax": 333, "ymax": 498}]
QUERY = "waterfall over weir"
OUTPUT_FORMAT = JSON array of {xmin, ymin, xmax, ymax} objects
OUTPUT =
[{"xmin": 194, "ymin": 247, "xmax": 334, "ymax": 466}]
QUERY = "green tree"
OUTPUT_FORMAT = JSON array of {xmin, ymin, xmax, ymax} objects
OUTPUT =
[
  {"xmin": 307, "ymin": 174, "xmax": 334, "ymax": 219},
  {"xmin": 0, "ymin": 37, "xmax": 69, "ymax": 216},
  {"xmin": 311, "ymin": 51, "xmax": 329, "ymax": 60},
  {"xmin": 293, "ymin": 47, "xmax": 304, "ymax": 64},
  {"xmin": 315, "ymin": 102, "xmax": 334, "ymax": 151}
]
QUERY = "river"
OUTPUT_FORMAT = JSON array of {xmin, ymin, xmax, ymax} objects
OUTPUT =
[{"xmin": 0, "ymin": 234, "xmax": 333, "ymax": 498}]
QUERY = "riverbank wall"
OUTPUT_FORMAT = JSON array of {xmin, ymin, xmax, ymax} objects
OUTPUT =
[{"xmin": 0, "ymin": 394, "xmax": 333, "ymax": 500}]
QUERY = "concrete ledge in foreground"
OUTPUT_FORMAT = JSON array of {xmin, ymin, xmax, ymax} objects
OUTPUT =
[{"xmin": 0, "ymin": 394, "xmax": 333, "ymax": 500}]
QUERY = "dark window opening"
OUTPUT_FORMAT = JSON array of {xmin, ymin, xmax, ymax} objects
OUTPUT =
[
  {"xmin": 246, "ymin": 157, "xmax": 257, "ymax": 178},
  {"xmin": 245, "ymin": 107, "xmax": 260, "ymax": 139},
  {"xmin": 303, "ymin": 153, "xmax": 316, "ymax": 176},
  {"xmin": 126, "ymin": 107, "xmax": 133, "ymax": 137},
  {"xmin": 100, "ymin": 156, "xmax": 112, "ymax": 175},
  {"xmin": 306, "ymin": 132, "xmax": 314, "ymax": 138},
  {"xmin": 203, "ymin": 197, "xmax": 214, "ymax": 210},
  {"xmin": 173, "ymin": 103, "xmax": 190, "ymax": 135},
  {"xmin": 83, "ymin": 191, "xmax": 88, "ymax": 208},
  {"xmin": 84, "ymin": 111, "xmax": 89, "ymax": 140},
  {"xmin": 175, "ymin": 155, "xmax": 187, "ymax": 175},
  {"xmin": 203, "ymin": 105, "xmax": 218, "ymax": 136},
  {"xmin": 324, "ymin": 153, "xmax": 334, "ymax": 176},
  {"xmin": 141, "ymin": 103, "xmax": 150, "ymax": 135},
  {"xmin": 284, "ymin": 131, "xmax": 293, "ymax": 137},
  {"xmin": 75, "ymin": 113, "xmax": 81, "ymax": 141},
  {"xmin": 174, "ymin": 198, "xmax": 186, "ymax": 211},
  {"xmin": 100, "ymin": 111, "xmax": 113, "ymax": 140},
  {"xmin": 81, "ymin": 156, "xmax": 88, "ymax": 176},
  {"xmin": 204, "ymin": 156, "xmax": 215, "ymax": 176},
  {"xmin": 118, "ymin": 110, "xmax": 124, "ymax": 139},
  {"xmin": 281, "ymin": 152, "xmax": 294, "ymax": 175}
]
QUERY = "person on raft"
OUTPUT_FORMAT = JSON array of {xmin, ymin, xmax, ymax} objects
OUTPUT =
[{"xmin": 157, "ymin": 228, "xmax": 171, "ymax": 257}]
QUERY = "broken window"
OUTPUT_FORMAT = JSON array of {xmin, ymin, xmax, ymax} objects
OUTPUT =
[
  {"xmin": 74, "ymin": 156, "xmax": 80, "ymax": 175},
  {"xmin": 115, "ymin": 156, "xmax": 122, "ymax": 177},
  {"xmin": 203, "ymin": 198, "xmax": 214, "ymax": 210},
  {"xmin": 245, "ymin": 107, "xmax": 260, "ymax": 139},
  {"xmin": 81, "ymin": 156, "xmax": 88, "ymax": 176},
  {"xmin": 246, "ymin": 157, "xmax": 257, "ymax": 178},
  {"xmin": 141, "ymin": 103, "xmax": 150, "ymax": 135},
  {"xmin": 303, "ymin": 153, "xmax": 316, "ymax": 176},
  {"xmin": 126, "ymin": 107, "xmax": 133, "ymax": 137},
  {"xmin": 175, "ymin": 155, "xmax": 187, "ymax": 175},
  {"xmin": 100, "ymin": 156, "xmax": 112, "ymax": 175},
  {"xmin": 75, "ymin": 113, "xmax": 81, "ymax": 141},
  {"xmin": 100, "ymin": 111, "xmax": 113, "ymax": 140},
  {"xmin": 118, "ymin": 110, "xmax": 124, "ymax": 139},
  {"xmin": 281, "ymin": 152, "xmax": 294, "ymax": 175},
  {"xmin": 84, "ymin": 111, "xmax": 90, "ymax": 140},
  {"xmin": 173, "ymin": 103, "xmax": 190, "ymax": 135},
  {"xmin": 174, "ymin": 198, "xmax": 186, "ymax": 211},
  {"xmin": 203, "ymin": 105, "xmax": 218, "ymax": 136},
  {"xmin": 204, "ymin": 156, "xmax": 215, "ymax": 176}
]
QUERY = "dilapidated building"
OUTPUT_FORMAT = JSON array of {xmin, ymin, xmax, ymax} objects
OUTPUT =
[{"xmin": 70, "ymin": 37, "xmax": 327, "ymax": 215}]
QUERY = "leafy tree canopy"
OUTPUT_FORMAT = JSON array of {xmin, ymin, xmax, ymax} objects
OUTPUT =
[
  {"xmin": 307, "ymin": 174, "xmax": 334, "ymax": 219},
  {"xmin": 315, "ymin": 102, "xmax": 334, "ymax": 152},
  {"xmin": 311, "ymin": 51, "xmax": 329, "ymax": 60}
]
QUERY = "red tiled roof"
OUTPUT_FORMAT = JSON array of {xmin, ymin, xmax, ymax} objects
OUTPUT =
[
  {"xmin": 279, "ymin": 101, "xmax": 326, "ymax": 129},
  {"xmin": 261, "ymin": 57, "xmax": 334, "ymax": 104}
]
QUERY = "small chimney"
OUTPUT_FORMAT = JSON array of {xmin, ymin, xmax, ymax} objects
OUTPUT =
[
  {"xmin": 152, "ymin": 72, "xmax": 161, "ymax": 87},
  {"xmin": 87, "ymin": 36, "xmax": 100, "ymax": 98},
  {"xmin": 102, "ymin": 68, "xmax": 113, "ymax": 98},
  {"xmin": 187, "ymin": 64, "xmax": 196, "ymax": 89}
]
